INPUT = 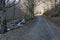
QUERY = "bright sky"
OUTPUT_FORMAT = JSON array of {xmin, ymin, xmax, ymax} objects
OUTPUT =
[{"xmin": 5, "ymin": 0, "xmax": 19, "ymax": 5}]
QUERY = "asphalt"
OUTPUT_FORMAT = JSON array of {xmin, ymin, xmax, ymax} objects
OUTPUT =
[{"xmin": 0, "ymin": 16, "xmax": 60, "ymax": 40}]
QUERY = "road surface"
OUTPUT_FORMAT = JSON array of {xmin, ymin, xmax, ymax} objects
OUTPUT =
[{"xmin": 0, "ymin": 16, "xmax": 60, "ymax": 40}]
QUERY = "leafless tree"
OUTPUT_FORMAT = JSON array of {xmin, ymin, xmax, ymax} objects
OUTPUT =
[
  {"xmin": 0, "ymin": 0, "xmax": 19, "ymax": 33},
  {"xmin": 24, "ymin": 0, "xmax": 34, "ymax": 19}
]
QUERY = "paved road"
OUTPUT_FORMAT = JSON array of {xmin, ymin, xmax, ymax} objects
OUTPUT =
[{"xmin": 0, "ymin": 16, "xmax": 60, "ymax": 40}]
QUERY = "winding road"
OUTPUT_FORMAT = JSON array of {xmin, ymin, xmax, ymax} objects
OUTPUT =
[{"xmin": 0, "ymin": 16, "xmax": 60, "ymax": 40}]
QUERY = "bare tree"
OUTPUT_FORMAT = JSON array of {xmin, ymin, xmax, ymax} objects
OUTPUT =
[
  {"xmin": 24, "ymin": 0, "xmax": 34, "ymax": 19},
  {"xmin": 0, "ymin": 0, "xmax": 19, "ymax": 33},
  {"xmin": 0, "ymin": 0, "xmax": 7, "ymax": 33}
]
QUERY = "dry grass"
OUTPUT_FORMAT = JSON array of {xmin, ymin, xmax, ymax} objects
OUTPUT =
[
  {"xmin": 45, "ymin": 16, "xmax": 60, "ymax": 27},
  {"xmin": 49, "ymin": 17, "xmax": 60, "ymax": 26}
]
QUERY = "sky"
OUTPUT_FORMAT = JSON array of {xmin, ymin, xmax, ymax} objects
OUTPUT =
[{"xmin": 5, "ymin": 0, "xmax": 19, "ymax": 5}]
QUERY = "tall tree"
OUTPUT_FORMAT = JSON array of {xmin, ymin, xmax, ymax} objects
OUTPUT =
[
  {"xmin": 0, "ymin": 0, "xmax": 7, "ymax": 34},
  {"xmin": 24, "ymin": 0, "xmax": 34, "ymax": 19}
]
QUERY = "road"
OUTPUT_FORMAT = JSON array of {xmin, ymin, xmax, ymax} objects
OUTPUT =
[{"xmin": 0, "ymin": 16, "xmax": 60, "ymax": 40}]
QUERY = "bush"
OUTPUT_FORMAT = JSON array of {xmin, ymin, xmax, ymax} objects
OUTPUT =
[{"xmin": 51, "ymin": 14, "xmax": 59, "ymax": 17}]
